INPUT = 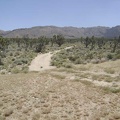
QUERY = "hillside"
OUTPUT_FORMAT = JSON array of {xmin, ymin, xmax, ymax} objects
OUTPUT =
[
  {"xmin": 0, "ymin": 30, "xmax": 5, "ymax": 36},
  {"xmin": 1, "ymin": 25, "xmax": 120, "ymax": 38}
]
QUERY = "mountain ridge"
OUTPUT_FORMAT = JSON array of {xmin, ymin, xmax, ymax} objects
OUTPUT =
[{"xmin": 1, "ymin": 25, "xmax": 120, "ymax": 38}]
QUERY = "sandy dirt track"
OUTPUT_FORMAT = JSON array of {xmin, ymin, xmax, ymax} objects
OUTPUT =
[
  {"xmin": 29, "ymin": 52, "xmax": 55, "ymax": 71},
  {"xmin": 29, "ymin": 46, "xmax": 73, "ymax": 71}
]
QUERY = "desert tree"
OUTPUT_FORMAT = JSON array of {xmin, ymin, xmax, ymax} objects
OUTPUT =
[
  {"xmin": 90, "ymin": 36, "xmax": 96, "ymax": 50},
  {"xmin": 112, "ymin": 37, "xmax": 117, "ymax": 52},
  {"xmin": 97, "ymin": 37, "xmax": 104, "ymax": 49},
  {"xmin": 35, "ymin": 36, "xmax": 46, "ymax": 53},
  {"xmin": 84, "ymin": 36, "xmax": 90, "ymax": 48},
  {"xmin": 53, "ymin": 34, "xmax": 65, "ymax": 47}
]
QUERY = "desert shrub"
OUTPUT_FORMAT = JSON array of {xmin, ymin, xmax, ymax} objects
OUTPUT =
[
  {"xmin": 107, "ymin": 53, "xmax": 113, "ymax": 59},
  {"xmin": 14, "ymin": 58, "xmax": 28, "ymax": 65},
  {"xmin": 102, "ymin": 87, "xmax": 120, "ymax": 93},
  {"xmin": 74, "ymin": 58, "xmax": 84, "ymax": 64},
  {"xmin": 9, "ymin": 52, "xmax": 13, "ymax": 56},
  {"xmin": 51, "ymin": 41, "xmax": 120, "ymax": 68},
  {"xmin": 22, "ymin": 66, "xmax": 28, "ymax": 73},
  {"xmin": 11, "ymin": 68, "xmax": 20, "ymax": 74},
  {"xmin": 111, "ymin": 88, "xmax": 120, "ymax": 93},
  {"xmin": 11, "ymin": 58, "xmax": 15, "ymax": 61},
  {"xmin": 21, "ymin": 58, "xmax": 28, "ymax": 64},
  {"xmin": 53, "ymin": 61, "xmax": 63, "ymax": 68},
  {"xmin": 14, "ymin": 59, "xmax": 22, "ymax": 65},
  {"xmin": 115, "ymin": 54, "xmax": 120, "ymax": 59},
  {"xmin": 85, "ymin": 53, "xmax": 94, "ymax": 59},
  {"xmin": 63, "ymin": 62, "xmax": 72, "ymax": 68},
  {"xmin": 51, "ymin": 59, "xmax": 61, "ymax": 67},
  {"xmin": 68, "ymin": 55, "xmax": 78, "ymax": 62},
  {"xmin": 0, "ymin": 58, "xmax": 3, "ymax": 65},
  {"xmin": 104, "ymin": 68, "xmax": 115, "ymax": 74},
  {"xmin": 51, "ymin": 53, "xmax": 67, "ymax": 67},
  {"xmin": 14, "ymin": 51, "xmax": 20, "ymax": 56}
]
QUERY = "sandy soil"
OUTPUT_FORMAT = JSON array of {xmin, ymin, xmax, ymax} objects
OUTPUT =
[
  {"xmin": 0, "ymin": 71, "xmax": 119, "ymax": 120},
  {"xmin": 29, "ymin": 52, "xmax": 55, "ymax": 71}
]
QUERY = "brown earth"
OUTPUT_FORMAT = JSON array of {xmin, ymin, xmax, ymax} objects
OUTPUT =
[{"xmin": 0, "ymin": 60, "xmax": 120, "ymax": 120}]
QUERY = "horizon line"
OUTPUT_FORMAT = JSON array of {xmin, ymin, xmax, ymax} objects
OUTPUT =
[{"xmin": 1, "ymin": 25, "xmax": 120, "ymax": 31}]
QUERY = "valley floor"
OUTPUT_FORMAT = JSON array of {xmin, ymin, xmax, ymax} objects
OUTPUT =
[{"xmin": 0, "ymin": 60, "xmax": 120, "ymax": 120}]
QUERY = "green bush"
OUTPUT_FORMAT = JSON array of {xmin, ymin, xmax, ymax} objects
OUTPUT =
[
  {"xmin": 114, "ymin": 53, "xmax": 120, "ymax": 59},
  {"xmin": 85, "ymin": 53, "xmax": 94, "ymax": 59},
  {"xmin": 74, "ymin": 58, "xmax": 83, "ymax": 64},
  {"xmin": 0, "ymin": 58, "xmax": 3, "ymax": 65},
  {"xmin": 22, "ymin": 66, "xmax": 28, "ymax": 73},
  {"xmin": 68, "ymin": 55, "xmax": 78, "ymax": 62},
  {"xmin": 11, "ymin": 68, "xmax": 20, "ymax": 74},
  {"xmin": 14, "ymin": 58, "xmax": 28, "ymax": 65},
  {"xmin": 63, "ymin": 62, "xmax": 72, "ymax": 68},
  {"xmin": 107, "ymin": 54, "xmax": 113, "ymax": 59}
]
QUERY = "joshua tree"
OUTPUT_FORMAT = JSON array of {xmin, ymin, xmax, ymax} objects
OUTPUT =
[{"xmin": 53, "ymin": 34, "xmax": 64, "ymax": 47}]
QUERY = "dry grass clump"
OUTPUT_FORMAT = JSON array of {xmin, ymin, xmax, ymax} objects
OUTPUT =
[
  {"xmin": 77, "ymin": 65, "xmax": 89, "ymax": 71},
  {"xmin": 91, "ymin": 74, "xmax": 118, "ymax": 83},
  {"xmin": 101, "ymin": 86, "xmax": 120, "ymax": 93},
  {"xmin": 104, "ymin": 68, "xmax": 115, "ymax": 74},
  {"xmin": 79, "ymin": 80, "xmax": 93, "ymax": 86},
  {"xmin": 97, "ymin": 60, "xmax": 120, "ymax": 73},
  {"xmin": 50, "ymin": 74, "xmax": 66, "ymax": 79},
  {"xmin": 78, "ymin": 73, "xmax": 91, "ymax": 78}
]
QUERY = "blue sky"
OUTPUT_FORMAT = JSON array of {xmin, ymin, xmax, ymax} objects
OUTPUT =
[{"xmin": 0, "ymin": 0, "xmax": 120, "ymax": 30}]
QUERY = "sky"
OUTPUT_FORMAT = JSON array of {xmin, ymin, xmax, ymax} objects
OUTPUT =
[{"xmin": 0, "ymin": 0, "xmax": 120, "ymax": 30}]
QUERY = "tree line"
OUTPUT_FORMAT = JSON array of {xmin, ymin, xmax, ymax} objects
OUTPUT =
[{"xmin": 0, "ymin": 35, "xmax": 120, "ymax": 53}]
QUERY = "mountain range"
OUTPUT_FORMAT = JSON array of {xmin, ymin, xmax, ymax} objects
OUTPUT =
[{"xmin": 0, "ymin": 25, "xmax": 120, "ymax": 38}]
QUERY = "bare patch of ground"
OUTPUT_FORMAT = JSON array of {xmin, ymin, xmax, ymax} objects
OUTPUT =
[
  {"xmin": 0, "ymin": 59, "xmax": 120, "ymax": 120},
  {"xmin": 29, "ymin": 52, "xmax": 55, "ymax": 71}
]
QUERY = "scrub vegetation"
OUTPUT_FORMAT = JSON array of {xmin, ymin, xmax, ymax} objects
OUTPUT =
[{"xmin": 0, "ymin": 35, "xmax": 120, "ymax": 120}]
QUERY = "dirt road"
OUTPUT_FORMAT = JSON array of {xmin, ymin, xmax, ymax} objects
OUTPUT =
[
  {"xmin": 29, "ymin": 52, "xmax": 55, "ymax": 71},
  {"xmin": 29, "ymin": 46, "xmax": 73, "ymax": 71}
]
